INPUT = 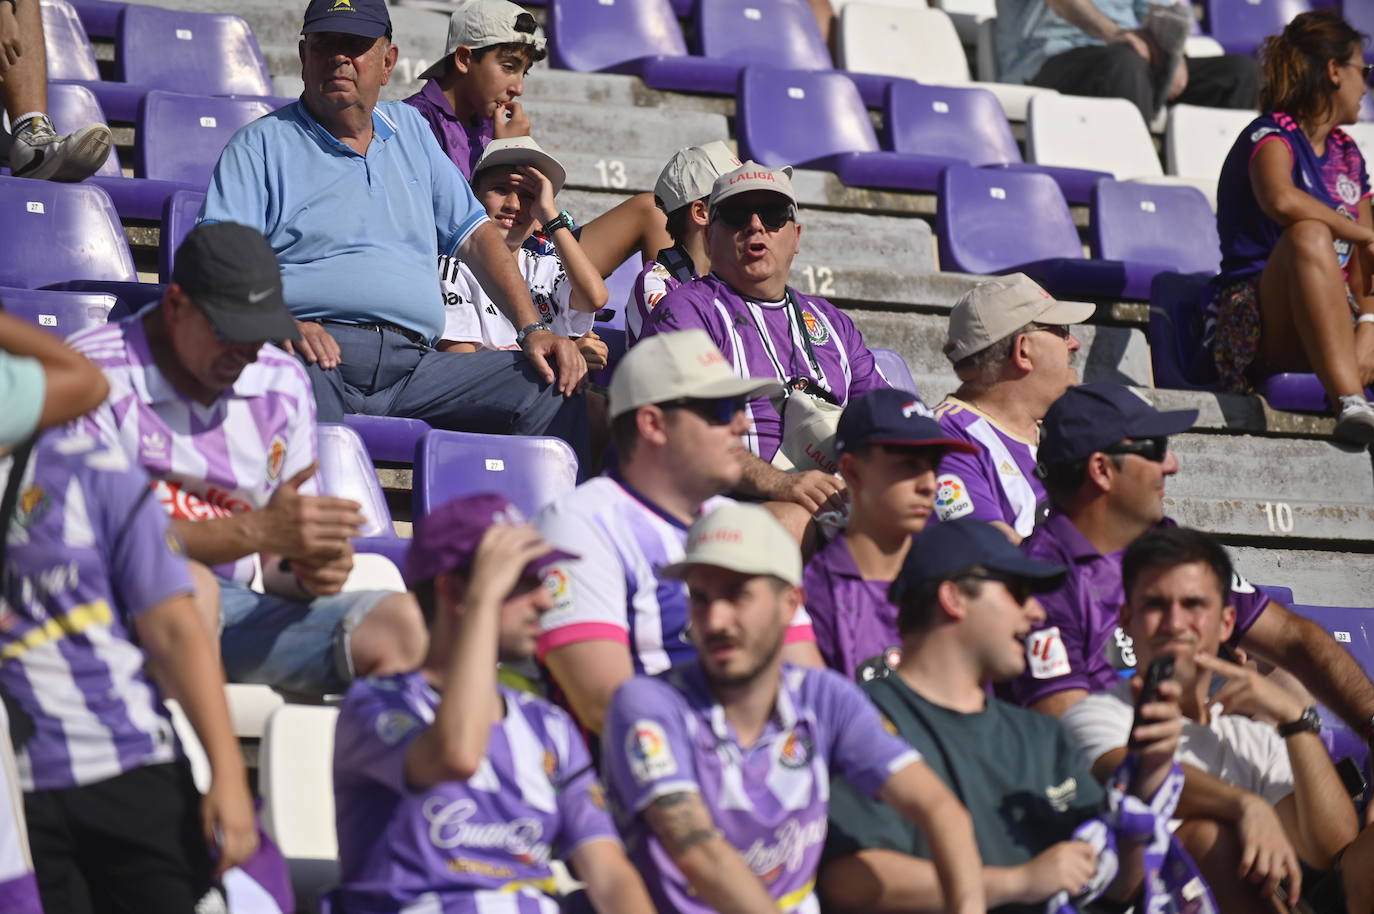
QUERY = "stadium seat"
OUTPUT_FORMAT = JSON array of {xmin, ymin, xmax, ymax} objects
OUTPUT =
[
  {"xmin": 159, "ymin": 189, "xmax": 206, "ymax": 282},
  {"xmin": 0, "ymin": 286, "xmax": 115, "ymax": 335},
  {"xmin": 260, "ymin": 704, "xmax": 340, "ymax": 912},
  {"xmin": 40, "ymin": 0, "xmax": 101, "ymax": 81},
  {"xmin": 871, "ymin": 348, "xmax": 919, "ymax": 394},
  {"xmin": 317, "ymin": 423, "xmax": 409, "ymax": 570},
  {"xmin": 137, "ymin": 91, "xmax": 274, "ymax": 186},
  {"xmin": 28, "ymin": 82, "xmax": 121, "ymax": 179},
  {"xmin": 1289, "ymin": 602, "xmax": 1374, "ymax": 684},
  {"xmin": 1203, "ymin": 0, "xmax": 1316, "ymax": 57},
  {"xmin": 412, "ymin": 429, "xmax": 579, "ymax": 520},
  {"xmin": 342, "ymin": 414, "xmax": 431, "ymax": 465},
  {"xmin": 116, "ymin": 6, "xmax": 272, "ymax": 98},
  {"xmin": 67, "ymin": 0, "xmax": 124, "ymax": 39},
  {"xmin": 1164, "ymin": 104, "xmax": 1256, "ymax": 206},
  {"xmin": 1256, "ymin": 583, "xmax": 1295, "ymax": 606},
  {"xmin": 42, "ymin": 279, "xmax": 163, "ymax": 319},
  {"xmin": 0, "ymin": 177, "xmax": 135, "ymax": 288},
  {"xmin": 1089, "ymin": 180, "xmax": 1221, "ymax": 281},
  {"xmin": 1346, "ymin": 123, "xmax": 1374, "ymax": 167}
]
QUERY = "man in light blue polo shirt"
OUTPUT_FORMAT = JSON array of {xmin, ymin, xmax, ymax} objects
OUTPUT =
[{"xmin": 200, "ymin": 0, "xmax": 586, "ymax": 451}]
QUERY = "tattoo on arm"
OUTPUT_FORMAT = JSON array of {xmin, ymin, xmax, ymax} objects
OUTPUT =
[{"xmin": 647, "ymin": 791, "xmax": 721, "ymax": 856}]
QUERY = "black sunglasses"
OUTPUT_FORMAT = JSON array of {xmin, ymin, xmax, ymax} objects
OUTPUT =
[
  {"xmin": 1029, "ymin": 323, "xmax": 1073, "ymax": 341},
  {"xmin": 1345, "ymin": 61, "xmax": 1374, "ymax": 82},
  {"xmin": 657, "ymin": 396, "xmax": 749, "ymax": 426},
  {"xmin": 957, "ymin": 572, "xmax": 1036, "ymax": 605},
  {"xmin": 1103, "ymin": 436, "xmax": 1169, "ymax": 463},
  {"xmin": 712, "ymin": 202, "xmax": 796, "ymax": 231}
]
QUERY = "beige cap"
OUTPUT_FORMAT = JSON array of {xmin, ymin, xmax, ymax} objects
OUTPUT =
[
  {"xmin": 709, "ymin": 161, "xmax": 797, "ymax": 209},
  {"xmin": 660, "ymin": 501, "xmax": 802, "ymax": 586},
  {"xmin": 608, "ymin": 329, "xmax": 783, "ymax": 419},
  {"xmin": 473, "ymin": 136, "xmax": 566, "ymax": 195},
  {"xmin": 417, "ymin": 0, "xmax": 546, "ymax": 81},
  {"xmin": 654, "ymin": 141, "xmax": 742, "ymax": 214},
  {"xmin": 944, "ymin": 273, "xmax": 1095, "ymax": 364}
]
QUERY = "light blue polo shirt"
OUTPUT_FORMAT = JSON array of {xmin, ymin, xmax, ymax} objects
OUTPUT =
[
  {"xmin": 199, "ymin": 100, "xmax": 488, "ymax": 341},
  {"xmin": 0, "ymin": 351, "xmax": 43, "ymax": 447},
  {"xmin": 994, "ymin": 0, "xmax": 1151, "ymax": 85}
]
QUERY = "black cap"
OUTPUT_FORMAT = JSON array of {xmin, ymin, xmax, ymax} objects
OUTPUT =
[
  {"xmin": 172, "ymin": 223, "xmax": 298, "ymax": 344},
  {"xmin": 834, "ymin": 388, "xmax": 981, "ymax": 457},
  {"xmin": 889, "ymin": 517, "xmax": 1066, "ymax": 606},
  {"xmin": 301, "ymin": 0, "xmax": 391, "ymax": 38},
  {"xmin": 1037, "ymin": 383, "xmax": 1197, "ymax": 469}
]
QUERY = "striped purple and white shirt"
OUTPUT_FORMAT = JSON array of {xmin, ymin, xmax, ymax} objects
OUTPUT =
[
  {"xmin": 68, "ymin": 314, "xmax": 319, "ymax": 584},
  {"xmin": 0, "ymin": 431, "xmax": 192, "ymax": 791}
]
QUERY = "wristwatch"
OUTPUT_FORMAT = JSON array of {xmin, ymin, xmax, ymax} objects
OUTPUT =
[
  {"xmin": 542, "ymin": 210, "xmax": 575, "ymax": 236},
  {"xmin": 1277, "ymin": 706, "xmax": 1321, "ymax": 738},
  {"xmin": 515, "ymin": 321, "xmax": 551, "ymax": 345}
]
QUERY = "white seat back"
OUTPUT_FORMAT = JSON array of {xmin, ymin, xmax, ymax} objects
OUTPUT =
[
  {"xmin": 1166, "ymin": 103, "xmax": 1255, "ymax": 180},
  {"xmin": 1027, "ymin": 93, "xmax": 1163, "ymax": 178},
  {"xmin": 260, "ymin": 704, "xmax": 340, "ymax": 860},
  {"xmin": 837, "ymin": 5, "xmax": 969, "ymax": 82}
]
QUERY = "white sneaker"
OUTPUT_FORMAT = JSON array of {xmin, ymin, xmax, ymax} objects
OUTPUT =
[
  {"xmin": 10, "ymin": 115, "xmax": 112, "ymax": 182},
  {"xmin": 1333, "ymin": 397, "xmax": 1374, "ymax": 446}
]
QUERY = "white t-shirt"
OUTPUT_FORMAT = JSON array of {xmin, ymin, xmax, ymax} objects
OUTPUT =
[
  {"xmin": 1061, "ymin": 680, "xmax": 1295, "ymax": 808},
  {"xmin": 439, "ymin": 247, "xmax": 594, "ymax": 351}
]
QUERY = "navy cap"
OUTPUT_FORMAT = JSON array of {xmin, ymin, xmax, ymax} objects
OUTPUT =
[
  {"xmin": 302, "ymin": 0, "xmax": 391, "ymax": 38},
  {"xmin": 834, "ymin": 388, "xmax": 981, "ymax": 457},
  {"xmin": 404, "ymin": 493, "xmax": 575, "ymax": 588},
  {"xmin": 889, "ymin": 517, "xmax": 1066, "ymax": 606},
  {"xmin": 1038, "ymin": 383, "xmax": 1198, "ymax": 469}
]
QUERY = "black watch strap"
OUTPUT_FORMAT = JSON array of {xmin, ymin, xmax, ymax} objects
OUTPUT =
[{"xmin": 1277, "ymin": 706, "xmax": 1321, "ymax": 737}]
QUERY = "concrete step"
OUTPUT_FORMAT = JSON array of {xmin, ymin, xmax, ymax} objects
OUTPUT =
[{"xmin": 1229, "ymin": 546, "xmax": 1374, "ymax": 609}]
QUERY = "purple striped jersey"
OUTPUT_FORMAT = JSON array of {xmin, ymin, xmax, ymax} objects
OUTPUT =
[
  {"xmin": 931, "ymin": 397, "xmax": 1045, "ymax": 538},
  {"xmin": 67, "ymin": 314, "xmax": 320, "ymax": 585},
  {"xmin": 602, "ymin": 663, "xmax": 922, "ymax": 914},
  {"xmin": 0, "ymin": 431, "xmax": 193, "ymax": 791},
  {"xmin": 333, "ymin": 673, "xmax": 619, "ymax": 913},
  {"xmin": 0, "ymin": 702, "xmax": 41, "ymax": 913}
]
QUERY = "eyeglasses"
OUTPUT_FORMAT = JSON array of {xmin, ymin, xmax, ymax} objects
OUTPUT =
[
  {"xmin": 957, "ymin": 572, "xmax": 1035, "ymax": 606},
  {"xmin": 1344, "ymin": 61, "xmax": 1374, "ymax": 82},
  {"xmin": 711, "ymin": 202, "xmax": 796, "ymax": 231},
  {"xmin": 1103, "ymin": 436, "xmax": 1169, "ymax": 463},
  {"xmin": 657, "ymin": 396, "xmax": 749, "ymax": 426},
  {"xmin": 1029, "ymin": 323, "xmax": 1073, "ymax": 341}
]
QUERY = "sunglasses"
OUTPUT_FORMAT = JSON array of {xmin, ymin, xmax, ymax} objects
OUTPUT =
[
  {"xmin": 957, "ymin": 572, "xmax": 1036, "ymax": 606},
  {"xmin": 712, "ymin": 202, "xmax": 796, "ymax": 231},
  {"xmin": 657, "ymin": 396, "xmax": 749, "ymax": 426},
  {"xmin": 1029, "ymin": 323, "xmax": 1073, "ymax": 341},
  {"xmin": 1344, "ymin": 61, "xmax": 1374, "ymax": 82},
  {"xmin": 1103, "ymin": 436, "xmax": 1169, "ymax": 463}
]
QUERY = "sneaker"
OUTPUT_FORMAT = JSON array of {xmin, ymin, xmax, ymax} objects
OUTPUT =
[
  {"xmin": 9, "ymin": 115, "xmax": 112, "ymax": 182},
  {"xmin": 1333, "ymin": 397, "xmax": 1374, "ymax": 446}
]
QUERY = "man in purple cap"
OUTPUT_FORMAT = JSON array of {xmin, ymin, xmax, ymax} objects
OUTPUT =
[
  {"xmin": 332, "ymin": 494, "xmax": 656, "ymax": 914},
  {"xmin": 803, "ymin": 388, "xmax": 980, "ymax": 680},
  {"xmin": 1010, "ymin": 384, "xmax": 1374, "ymax": 785},
  {"xmin": 603, "ymin": 502, "xmax": 986, "ymax": 914}
]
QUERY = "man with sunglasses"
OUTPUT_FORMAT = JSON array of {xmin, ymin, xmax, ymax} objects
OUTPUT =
[
  {"xmin": 534, "ymin": 330, "xmax": 822, "ymax": 738},
  {"xmin": 639, "ymin": 162, "xmax": 890, "ymax": 528},
  {"xmin": 931, "ymin": 273, "xmax": 1093, "ymax": 544}
]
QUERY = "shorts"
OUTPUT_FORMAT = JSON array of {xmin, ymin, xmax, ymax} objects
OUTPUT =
[
  {"xmin": 1213, "ymin": 274, "xmax": 1359, "ymax": 393},
  {"xmin": 218, "ymin": 576, "xmax": 391, "ymax": 696}
]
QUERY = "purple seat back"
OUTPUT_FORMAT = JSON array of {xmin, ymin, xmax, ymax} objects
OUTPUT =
[
  {"xmin": 45, "ymin": 83, "xmax": 122, "ymax": 177},
  {"xmin": 413, "ymin": 430, "xmax": 578, "ymax": 519},
  {"xmin": 117, "ymin": 6, "xmax": 272, "ymax": 96},
  {"xmin": 1291, "ymin": 603, "xmax": 1374, "ymax": 686},
  {"xmin": 315, "ymin": 424, "xmax": 395, "ymax": 539},
  {"xmin": 1146, "ymin": 271, "xmax": 1221, "ymax": 391},
  {"xmin": 137, "ymin": 91, "xmax": 272, "ymax": 185},
  {"xmin": 547, "ymin": 0, "xmax": 687, "ymax": 72},
  {"xmin": 871, "ymin": 348, "xmax": 918, "ymax": 394},
  {"xmin": 68, "ymin": 0, "xmax": 124, "ymax": 39},
  {"xmin": 0, "ymin": 286, "xmax": 115, "ymax": 335},
  {"xmin": 1256, "ymin": 583, "xmax": 1295, "ymax": 606},
  {"xmin": 697, "ymin": 0, "xmax": 830, "ymax": 68},
  {"xmin": 936, "ymin": 165, "xmax": 1081, "ymax": 274},
  {"xmin": 883, "ymin": 80, "xmax": 1020, "ymax": 166},
  {"xmin": 43, "ymin": 279, "xmax": 163, "ymax": 319},
  {"xmin": 738, "ymin": 67, "xmax": 877, "ymax": 166},
  {"xmin": 0, "ymin": 177, "xmax": 135, "ymax": 288},
  {"xmin": 41, "ymin": 0, "xmax": 101, "ymax": 81},
  {"xmin": 1090, "ymin": 180, "xmax": 1221, "ymax": 275},
  {"xmin": 159, "ymin": 189, "xmax": 206, "ymax": 282},
  {"xmin": 1202, "ymin": 0, "xmax": 1315, "ymax": 56},
  {"xmin": 343, "ymin": 414, "xmax": 431, "ymax": 465}
]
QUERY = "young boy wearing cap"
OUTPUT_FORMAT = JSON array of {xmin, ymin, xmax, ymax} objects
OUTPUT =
[
  {"xmin": 930, "ymin": 273, "xmax": 1092, "ymax": 544},
  {"xmin": 802, "ymin": 388, "xmax": 979, "ymax": 680},
  {"xmin": 821, "ymin": 518, "xmax": 1187, "ymax": 914},
  {"xmin": 332, "ymin": 494, "xmax": 656, "ymax": 914},
  {"xmin": 602, "ymin": 502, "xmax": 987, "ymax": 914}
]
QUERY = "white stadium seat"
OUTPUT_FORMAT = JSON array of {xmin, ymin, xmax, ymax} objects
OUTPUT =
[
  {"xmin": 1165, "ymin": 103, "xmax": 1256, "ymax": 208},
  {"xmin": 261, "ymin": 704, "xmax": 340, "ymax": 911},
  {"xmin": 1027, "ymin": 94, "xmax": 1164, "ymax": 178}
]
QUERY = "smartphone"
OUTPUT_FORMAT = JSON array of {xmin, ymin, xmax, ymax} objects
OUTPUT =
[
  {"xmin": 1129, "ymin": 654, "xmax": 1175, "ymax": 748},
  {"xmin": 1337, "ymin": 756, "xmax": 1367, "ymax": 803}
]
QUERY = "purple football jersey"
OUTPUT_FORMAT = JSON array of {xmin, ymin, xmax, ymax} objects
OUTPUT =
[
  {"xmin": 0, "ymin": 431, "xmax": 192, "ymax": 791},
  {"xmin": 333, "ymin": 673, "xmax": 620, "ymax": 913},
  {"xmin": 602, "ymin": 663, "xmax": 921, "ymax": 914},
  {"xmin": 930, "ymin": 397, "xmax": 1045, "ymax": 539},
  {"xmin": 404, "ymin": 80, "xmax": 494, "ymax": 181},
  {"xmin": 638, "ymin": 275, "xmax": 888, "ymax": 461},
  {"xmin": 801, "ymin": 535, "xmax": 903, "ymax": 682},
  {"xmin": 1009, "ymin": 514, "xmax": 1270, "ymax": 707}
]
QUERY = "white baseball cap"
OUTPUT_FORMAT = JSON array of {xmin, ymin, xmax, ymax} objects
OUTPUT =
[
  {"xmin": 608, "ymin": 329, "xmax": 783, "ymax": 419},
  {"xmin": 944, "ymin": 273, "xmax": 1095, "ymax": 364},
  {"xmin": 417, "ymin": 0, "xmax": 546, "ymax": 81},
  {"xmin": 654, "ymin": 141, "xmax": 742, "ymax": 214},
  {"xmin": 660, "ymin": 502, "xmax": 802, "ymax": 586},
  {"xmin": 709, "ymin": 161, "xmax": 797, "ymax": 209},
  {"xmin": 473, "ymin": 136, "xmax": 566, "ymax": 195}
]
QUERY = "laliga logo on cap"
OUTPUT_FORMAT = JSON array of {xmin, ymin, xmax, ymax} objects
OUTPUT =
[
  {"xmin": 697, "ymin": 350, "xmax": 726, "ymax": 367},
  {"xmin": 730, "ymin": 171, "xmax": 777, "ymax": 185},
  {"xmin": 693, "ymin": 527, "xmax": 744, "ymax": 546}
]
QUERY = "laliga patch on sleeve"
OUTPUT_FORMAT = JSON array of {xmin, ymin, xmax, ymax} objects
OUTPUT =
[
  {"xmin": 375, "ymin": 709, "xmax": 422, "ymax": 745},
  {"xmin": 626, "ymin": 720, "xmax": 677, "ymax": 784},
  {"xmin": 543, "ymin": 566, "xmax": 574, "ymax": 614},
  {"xmin": 1027, "ymin": 627, "xmax": 1072, "ymax": 680},
  {"xmin": 934, "ymin": 474, "xmax": 974, "ymax": 521}
]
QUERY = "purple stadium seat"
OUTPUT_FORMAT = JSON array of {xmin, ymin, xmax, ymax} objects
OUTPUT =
[
  {"xmin": 1256, "ymin": 583, "xmax": 1295, "ymax": 606},
  {"xmin": 1257, "ymin": 373, "xmax": 1374, "ymax": 413},
  {"xmin": 159, "ymin": 189, "xmax": 206, "ymax": 283},
  {"xmin": 0, "ymin": 286, "xmax": 115, "ymax": 335},
  {"xmin": 137, "ymin": 91, "xmax": 273, "ymax": 186},
  {"xmin": 412, "ymin": 429, "xmax": 578, "ymax": 519},
  {"xmin": 116, "ymin": 6, "xmax": 271, "ymax": 97},
  {"xmin": 1090, "ymin": 180, "xmax": 1221, "ymax": 290},
  {"xmin": 316, "ymin": 423, "xmax": 408, "ymax": 569},
  {"xmin": 1146, "ymin": 271, "xmax": 1222, "ymax": 391},
  {"xmin": 0, "ymin": 177, "xmax": 135, "ymax": 288},
  {"xmin": 43, "ymin": 280, "xmax": 164, "ymax": 319},
  {"xmin": 68, "ymin": 0, "xmax": 124, "ymax": 39},
  {"xmin": 1291, "ymin": 602, "xmax": 1374, "ymax": 683},
  {"xmin": 342, "ymin": 415, "xmax": 431, "ymax": 465},
  {"xmin": 41, "ymin": 0, "xmax": 101, "ymax": 81},
  {"xmin": 547, "ymin": 0, "xmax": 689, "ymax": 73},
  {"xmin": 43, "ymin": 82, "xmax": 121, "ymax": 178},
  {"xmin": 1203, "ymin": 0, "xmax": 1316, "ymax": 56},
  {"xmin": 871, "ymin": 348, "xmax": 918, "ymax": 394}
]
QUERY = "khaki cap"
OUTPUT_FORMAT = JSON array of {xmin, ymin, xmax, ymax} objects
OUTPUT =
[
  {"xmin": 660, "ymin": 501, "xmax": 802, "ymax": 586},
  {"xmin": 709, "ymin": 161, "xmax": 797, "ymax": 209},
  {"xmin": 944, "ymin": 273, "xmax": 1095, "ymax": 364},
  {"xmin": 654, "ymin": 141, "xmax": 742, "ymax": 214},
  {"xmin": 608, "ymin": 329, "xmax": 783, "ymax": 419},
  {"xmin": 417, "ymin": 0, "xmax": 546, "ymax": 81},
  {"xmin": 474, "ymin": 136, "xmax": 566, "ymax": 195}
]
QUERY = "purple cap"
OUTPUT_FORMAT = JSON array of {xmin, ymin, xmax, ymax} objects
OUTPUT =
[{"xmin": 404, "ymin": 493, "xmax": 576, "ymax": 588}]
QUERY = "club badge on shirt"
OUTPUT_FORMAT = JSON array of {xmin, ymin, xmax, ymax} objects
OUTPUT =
[
  {"xmin": 266, "ymin": 436, "xmax": 286, "ymax": 483},
  {"xmin": 1028, "ymin": 626, "xmax": 1072, "ymax": 679},
  {"xmin": 626, "ymin": 720, "xmax": 677, "ymax": 783},
  {"xmin": 800, "ymin": 311, "xmax": 830, "ymax": 345},
  {"xmin": 375, "ymin": 709, "xmax": 422, "ymax": 745},
  {"xmin": 934, "ymin": 474, "xmax": 974, "ymax": 521},
  {"xmin": 777, "ymin": 730, "xmax": 813, "ymax": 769}
]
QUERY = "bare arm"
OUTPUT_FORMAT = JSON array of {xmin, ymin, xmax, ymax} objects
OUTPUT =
[
  {"xmin": 1030, "ymin": 688, "xmax": 1089, "ymax": 719},
  {"xmin": 0, "ymin": 310, "xmax": 109, "ymax": 429},
  {"xmin": 543, "ymin": 639, "xmax": 635, "ymax": 735},
  {"xmin": 879, "ymin": 762, "xmax": 986, "ymax": 914},
  {"xmin": 642, "ymin": 791, "xmax": 778, "ymax": 914},
  {"xmin": 780, "ymin": 638, "xmax": 824, "ymax": 668},
  {"xmin": 1250, "ymin": 140, "xmax": 1374, "ymax": 245},
  {"xmin": 569, "ymin": 838, "xmax": 657, "ymax": 914},
  {"xmin": 736, "ymin": 453, "xmax": 847, "ymax": 514}
]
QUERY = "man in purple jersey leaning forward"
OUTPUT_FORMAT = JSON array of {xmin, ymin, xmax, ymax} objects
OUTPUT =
[
  {"xmin": 332, "ymin": 494, "xmax": 654, "ymax": 914},
  {"xmin": 639, "ymin": 162, "xmax": 891, "ymax": 533},
  {"xmin": 602, "ymin": 501, "xmax": 985, "ymax": 914},
  {"xmin": 931, "ymin": 273, "xmax": 1092, "ymax": 543}
]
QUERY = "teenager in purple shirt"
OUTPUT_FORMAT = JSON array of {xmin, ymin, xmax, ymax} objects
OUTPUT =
[
  {"xmin": 803, "ymin": 388, "xmax": 978, "ymax": 680},
  {"xmin": 602, "ymin": 502, "xmax": 985, "ymax": 914},
  {"xmin": 1209, "ymin": 10, "xmax": 1374, "ymax": 443}
]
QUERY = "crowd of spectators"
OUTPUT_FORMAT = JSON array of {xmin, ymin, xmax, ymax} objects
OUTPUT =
[{"xmin": 1, "ymin": 0, "xmax": 1373, "ymax": 911}]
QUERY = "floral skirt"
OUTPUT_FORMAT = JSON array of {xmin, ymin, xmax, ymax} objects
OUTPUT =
[{"xmin": 1212, "ymin": 275, "xmax": 1359, "ymax": 393}]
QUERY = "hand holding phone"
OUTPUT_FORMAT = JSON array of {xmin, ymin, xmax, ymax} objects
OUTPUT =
[{"xmin": 1129, "ymin": 655, "xmax": 1175, "ymax": 749}]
